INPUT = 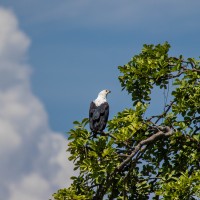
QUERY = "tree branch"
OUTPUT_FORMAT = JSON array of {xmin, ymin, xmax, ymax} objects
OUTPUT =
[
  {"xmin": 93, "ymin": 126, "xmax": 173, "ymax": 199},
  {"xmin": 115, "ymin": 126, "xmax": 173, "ymax": 172}
]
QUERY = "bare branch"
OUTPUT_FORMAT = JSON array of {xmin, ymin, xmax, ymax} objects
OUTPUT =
[{"xmin": 115, "ymin": 126, "xmax": 173, "ymax": 172}]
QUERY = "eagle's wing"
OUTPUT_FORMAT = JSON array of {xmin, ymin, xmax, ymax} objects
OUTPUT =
[
  {"xmin": 89, "ymin": 101, "xmax": 97, "ymax": 131},
  {"xmin": 99, "ymin": 102, "xmax": 109, "ymax": 131},
  {"xmin": 100, "ymin": 102, "xmax": 109, "ymax": 121}
]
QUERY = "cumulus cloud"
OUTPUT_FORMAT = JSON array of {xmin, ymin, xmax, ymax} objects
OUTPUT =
[{"xmin": 0, "ymin": 7, "xmax": 74, "ymax": 200}]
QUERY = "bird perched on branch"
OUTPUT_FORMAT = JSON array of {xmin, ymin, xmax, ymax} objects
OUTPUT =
[{"xmin": 89, "ymin": 89, "xmax": 111, "ymax": 134}]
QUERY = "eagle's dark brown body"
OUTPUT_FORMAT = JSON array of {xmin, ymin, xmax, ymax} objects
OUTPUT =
[{"xmin": 89, "ymin": 101, "xmax": 109, "ymax": 133}]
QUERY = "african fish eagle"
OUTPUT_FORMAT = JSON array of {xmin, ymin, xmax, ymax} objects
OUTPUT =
[{"xmin": 89, "ymin": 89, "xmax": 111, "ymax": 133}]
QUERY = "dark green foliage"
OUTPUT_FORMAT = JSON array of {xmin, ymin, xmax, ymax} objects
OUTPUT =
[{"xmin": 52, "ymin": 43, "xmax": 200, "ymax": 200}]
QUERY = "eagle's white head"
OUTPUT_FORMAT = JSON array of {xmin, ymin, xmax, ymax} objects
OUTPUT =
[{"xmin": 94, "ymin": 89, "xmax": 111, "ymax": 106}]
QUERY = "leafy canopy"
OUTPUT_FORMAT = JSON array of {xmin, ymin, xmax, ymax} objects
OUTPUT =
[{"xmin": 52, "ymin": 42, "xmax": 200, "ymax": 200}]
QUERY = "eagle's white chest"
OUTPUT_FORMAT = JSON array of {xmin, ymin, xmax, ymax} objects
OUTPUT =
[{"xmin": 93, "ymin": 97, "xmax": 106, "ymax": 107}]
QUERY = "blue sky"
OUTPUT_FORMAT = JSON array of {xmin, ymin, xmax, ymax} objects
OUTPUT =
[
  {"xmin": 4, "ymin": 0, "xmax": 200, "ymax": 132},
  {"xmin": 1, "ymin": 1, "xmax": 200, "ymax": 199}
]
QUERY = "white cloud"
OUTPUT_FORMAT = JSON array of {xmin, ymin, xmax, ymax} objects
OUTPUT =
[
  {"xmin": 9, "ymin": 173, "xmax": 51, "ymax": 200},
  {"xmin": 0, "ymin": 8, "xmax": 29, "ymax": 61},
  {"xmin": 0, "ymin": 7, "xmax": 74, "ymax": 200}
]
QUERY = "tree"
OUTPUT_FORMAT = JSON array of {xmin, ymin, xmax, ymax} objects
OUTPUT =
[{"xmin": 52, "ymin": 42, "xmax": 200, "ymax": 200}]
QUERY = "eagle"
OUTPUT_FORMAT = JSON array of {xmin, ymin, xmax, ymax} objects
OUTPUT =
[{"xmin": 89, "ymin": 89, "xmax": 111, "ymax": 133}]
